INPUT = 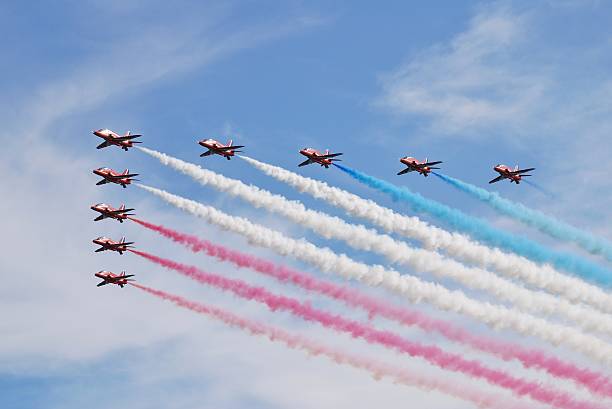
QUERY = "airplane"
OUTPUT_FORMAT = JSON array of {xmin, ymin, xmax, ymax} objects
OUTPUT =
[
  {"xmin": 489, "ymin": 164, "xmax": 535, "ymax": 184},
  {"xmin": 298, "ymin": 148, "xmax": 343, "ymax": 168},
  {"xmin": 397, "ymin": 156, "xmax": 443, "ymax": 177},
  {"xmin": 198, "ymin": 138, "xmax": 244, "ymax": 160},
  {"xmin": 92, "ymin": 129, "xmax": 142, "ymax": 151},
  {"xmin": 95, "ymin": 270, "xmax": 135, "ymax": 288},
  {"xmin": 92, "ymin": 236, "xmax": 135, "ymax": 255},
  {"xmin": 93, "ymin": 168, "xmax": 139, "ymax": 188},
  {"xmin": 90, "ymin": 203, "xmax": 135, "ymax": 223}
]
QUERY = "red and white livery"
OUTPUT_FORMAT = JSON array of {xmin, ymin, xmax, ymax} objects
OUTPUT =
[
  {"xmin": 198, "ymin": 138, "xmax": 244, "ymax": 160},
  {"xmin": 93, "ymin": 168, "xmax": 139, "ymax": 188},
  {"xmin": 90, "ymin": 203, "xmax": 134, "ymax": 223},
  {"xmin": 298, "ymin": 148, "xmax": 343, "ymax": 168},
  {"xmin": 95, "ymin": 271, "xmax": 135, "ymax": 288},
  {"xmin": 397, "ymin": 156, "xmax": 442, "ymax": 177},
  {"xmin": 92, "ymin": 236, "xmax": 135, "ymax": 255},
  {"xmin": 489, "ymin": 164, "xmax": 535, "ymax": 184},
  {"xmin": 93, "ymin": 129, "xmax": 142, "ymax": 151}
]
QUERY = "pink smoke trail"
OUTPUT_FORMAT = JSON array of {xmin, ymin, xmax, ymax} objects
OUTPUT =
[
  {"xmin": 131, "ymin": 282, "xmax": 528, "ymax": 409},
  {"xmin": 130, "ymin": 249, "xmax": 603, "ymax": 409},
  {"xmin": 130, "ymin": 217, "xmax": 612, "ymax": 398}
]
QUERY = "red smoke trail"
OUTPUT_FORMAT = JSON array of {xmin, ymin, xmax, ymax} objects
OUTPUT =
[
  {"xmin": 130, "ymin": 249, "xmax": 603, "ymax": 409},
  {"xmin": 130, "ymin": 282, "xmax": 529, "ymax": 409},
  {"xmin": 129, "ymin": 217, "xmax": 612, "ymax": 398}
]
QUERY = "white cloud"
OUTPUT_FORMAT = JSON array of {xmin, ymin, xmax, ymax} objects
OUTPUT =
[{"xmin": 376, "ymin": 6, "xmax": 550, "ymax": 134}]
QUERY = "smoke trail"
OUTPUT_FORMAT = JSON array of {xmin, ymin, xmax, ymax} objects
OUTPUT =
[
  {"xmin": 136, "ymin": 184, "xmax": 612, "ymax": 364},
  {"xmin": 132, "ymin": 252, "xmax": 606, "ymax": 409},
  {"xmin": 136, "ymin": 148, "xmax": 612, "ymax": 336},
  {"xmin": 130, "ymin": 216, "xmax": 612, "ymax": 398},
  {"xmin": 433, "ymin": 172, "xmax": 612, "ymax": 262},
  {"xmin": 523, "ymin": 179, "xmax": 557, "ymax": 199},
  {"xmin": 132, "ymin": 283, "xmax": 528, "ymax": 409},
  {"xmin": 239, "ymin": 156, "xmax": 612, "ymax": 315},
  {"xmin": 334, "ymin": 163, "xmax": 611, "ymax": 287}
]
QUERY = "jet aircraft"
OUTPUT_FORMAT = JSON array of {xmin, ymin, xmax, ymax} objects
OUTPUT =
[
  {"xmin": 298, "ymin": 148, "xmax": 343, "ymax": 168},
  {"xmin": 489, "ymin": 164, "xmax": 535, "ymax": 184},
  {"xmin": 92, "ymin": 236, "xmax": 135, "ymax": 255},
  {"xmin": 198, "ymin": 138, "xmax": 244, "ymax": 160},
  {"xmin": 95, "ymin": 271, "xmax": 135, "ymax": 288},
  {"xmin": 90, "ymin": 203, "xmax": 134, "ymax": 223},
  {"xmin": 397, "ymin": 156, "xmax": 443, "ymax": 177},
  {"xmin": 93, "ymin": 168, "xmax": 139, "ymax": 188},
  {"xmin": 93, "ymin": 129, "xmax": 142, "ymax": 151}
]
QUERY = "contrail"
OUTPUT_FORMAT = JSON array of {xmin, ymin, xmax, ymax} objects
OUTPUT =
[
  {"xmin": 333, "ymin": 163, "xmax": 610, "ymax": 286},
  {"xmin": 132, "ymin": 283, "xmax": 528, "ymax": 409},
  {"xmin": 131, "ymin": 252, "xmax": 603, "ymax": 409},
  {"xmin": 136, "ymin": 184, "xmax": 612, "ymax": 364},
  {"xmin": 238, "ymin": 156, "xmax": 612, "ymax": 315},
  {"xmin": 131, "ymin": 217, "xmax": 612, "ymax": 398},
  {"xmin": 433, "ymin": 172, "xmax": 612, "ymax": 262},
  {"xmin": 137, "ymin": 148, "xmax": 612, "ymax": 336}
]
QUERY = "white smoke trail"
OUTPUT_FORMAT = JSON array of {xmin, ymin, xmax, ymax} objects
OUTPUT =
[
  {"xmin": 138, "ymin": 183, "xmax": 612, "ymax": 365},
  {"xmin": 138, "ymin": 147, "xmax": 612, "ymax": 338},
  {"xmin": 239, "ymin": 155, "xmax": 612, "ymax": 315}
]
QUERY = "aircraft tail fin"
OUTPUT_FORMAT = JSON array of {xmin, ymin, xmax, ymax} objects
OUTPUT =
[
  {"xmin": 514, "ymin": 164, "xmax": 519, "ymax": 172},
  {"xmin": 325, "ymin": 149, "xmax": 329, "ymax": 155},
  {"xmin": 119, "ymin": 204, "xmax": 125, "ymax": 211},
  {"xmin": 228, "ymin": 139, "xmax": 233, "ymax": 147},
  {"xmin": 123, "ymin": 169, "xmax": 129, "ymax": 175},
  {"xmin": 126, "ymin": 131, "xmax": 131, "ymax": 137}
]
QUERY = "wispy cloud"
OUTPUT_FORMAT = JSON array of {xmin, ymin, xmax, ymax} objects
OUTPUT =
[{"xmin": 376, "ymin": 6, "xmax": 547, "ymax": 134}]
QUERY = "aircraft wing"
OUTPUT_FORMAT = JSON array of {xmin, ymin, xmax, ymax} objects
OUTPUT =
[
  {"xmin": 95, "ymin": 247, "xmax": 106, "ymax": 252},
  {"xmin": 511, "ymin": 167, "xmax": 535, "ymax": 175},
  {"xmin": 200, "ymin": 150, "xmax": 214, "ymax": 157},
  {"xmin": 422, "ymin": 161, "xmax": 443, "ymax": 167},
  {"xmin": 318, "ymin": 152, "xmax": 343, "ymax": 158},
  {"xmin": 96, "ymin": 179, "xmax": 110, "ymax": 185},
  {"xmin": 97, "ymin": 281, "xmax": 109, "ymax": 287},
  {"xmin": 298, "ymin": 158, "xmax": 314, "ymax": 167},
  {"xmin": 397, "ymin": 167, "xmax": 415, "ymax": 175},
  {"xmin": 94, "ymin": 215, "xmax": 105, "ymax": 221},
  {"xmin": 488, "ymin": 175, "xmax": 505, "ymax": 184},
  {"xmin": 114, "ymin": 134, "xmax": 142, "ymax": 141},
  {"xmin": 214, "ymin": 145, "xmax": 245, "ymax": 151},
  {"xmin": 108, "ymin": 173, "xmax": 139, "ymax": 179},
  {"xmin": 112, "ymin": 208, "xmax": 135, "ymax": 214},
  {"xmin": 96, "ymin": 141, "xmax": 112, "ymax": 149}
]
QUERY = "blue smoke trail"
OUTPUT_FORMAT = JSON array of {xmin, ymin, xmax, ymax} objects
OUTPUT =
[
  {"xmin": 432, "ymin": 172, "xmax": 612, "ymax": 262},
  {"xmin": 522, "ymin": 179, "xmax": 557, "ymax": 199},
  {"xmin": 333, "ymin": 163, "xmax": 611, "ymax": 287}
]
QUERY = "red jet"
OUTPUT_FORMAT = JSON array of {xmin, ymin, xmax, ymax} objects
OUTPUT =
[
  {"xmin": 298, "ymin": 148, "xmax": 343, "ymax": 168},
  {"xmin": 198, "ymin": 138, "xmax": 244, "ymax": 160},
  {"xmin": 397, "ymin": 156, "xmax": 443, "ymax": 177},
  {"xmin": 93, "ymin": 128, "xmax": 142, "ymax": 151},
  {"xmin": 489, "ymin": 164, "xmax": 535, "ymax": 184},
  {"xmin": 92, "ymin": 236, "xmax": 135, "ymax": 255},
  {"xmin": 90, "ymin": 203, "xmax": 135, "ymax": 223},
  {"xmin": 95, "ymin": 271, "xmax": 135, "ymax": 288},
  {"xmin": 93, "ymin": 168, "xmax": 139, "ymax": 188}
]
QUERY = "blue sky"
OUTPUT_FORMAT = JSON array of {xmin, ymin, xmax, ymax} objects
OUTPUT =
[{"xmin": 1, "ymin": 1, "xmax": 611, "ymax": 408}]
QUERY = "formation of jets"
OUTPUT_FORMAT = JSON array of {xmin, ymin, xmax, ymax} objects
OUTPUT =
[{"xmin": 89, "ymin": 128, "xmax": 536, "ymax": 288}]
